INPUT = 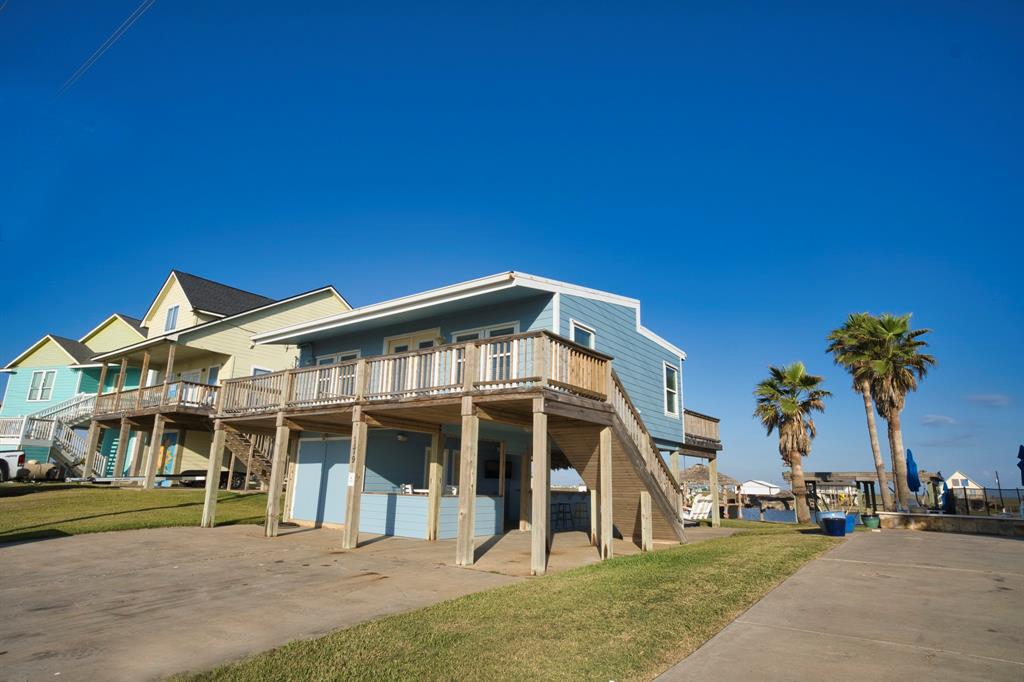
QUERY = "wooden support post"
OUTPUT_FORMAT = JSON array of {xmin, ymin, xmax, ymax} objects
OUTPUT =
[
  {"xmin": 599, "ymin": 425, "xmax": 613, "ymax": 560},
  {"xmin": 282, "ymin": 435, "xmax": 299, "ymax": 523},
  {"xmin": 112, "ymin": 417, "xmax": 131, "ymax": 477},
  {"xmin": 225, "ymin": 452, "xmax": 237, "ymax": 491},
  {"xmin": 590, "ymin": 489, "xmax": 599, "ymax": 546},
  {"xmin": 709, "ymin": 455, "xmax": 721, "ymax": 528},
  {"xmin": 161, "ymin": 343, "xmax": 177, "ymax": 405},
  {"xmin": 426, "ymin": 430, "xmax": 444, "ymax": 541},
  {"xmin": 143, "ymin": 414, "xmax": 167, "ymax": 489},
  {"xmin": 455, "ymin": 397, "xmax": 479, "ymax": 566},
  {"xmin": 129, "ymin": 430, "xmax": 148, "ymax": 478},
  {"xmin": 671, "ymin": 450, "xmax": 681, "ymax": 483},
  {"xmin": 531, "ymin": 398, "xmax": 550, "ymax": 576},
  {"xmin": 82, "ymin": 420, "xmax": 103, "ymax": 477},
  {"xmin": 497, "ymin": 440, "xmax": 506, "ymax": 497},
  {"xmin": 342, "ymin": 406, "xmax": 368, "ymax": 549},
  {"xmin": 640, "ymin": 491, "xmax": 653, "ymax": 551},
  {"xmin": 135, "ymin": 351, "xmax": 151, "ymax": 408},
  {"xmin": 536, "ymin": 334, "xmax": 550, "ymax": 387},
  {"xmin": 519, "ymin": 451, "xmax": 531, "ymax": 531},
  {"xmin": 96, "ymin": 362, "xmax": 109, "ymax": 397},
  {"xmin": 112, "ymin": 358, "xmax": 129, "ymax": 411},
  {"xmin": 462, "ymin": 342, "xmax": 479, "ymax": 392},
  {"xmin": 354, "ymin": 358, "xmax": 368, "ymax": 400},
  {"xmin": 201, "ymin": 420, "xmax": 226, "ymax": 527},
  {"xmin": 264, "ymin": 415, "xmax": 291, "ymax": 538}
]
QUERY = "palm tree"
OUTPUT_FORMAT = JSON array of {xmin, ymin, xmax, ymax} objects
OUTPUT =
[
  {"xmin": 754, "ymin": 362, "xmax": 831, "ymax": 524},
  {"xmin": 864, "ymin": 313, "xmax": 936, "ymax": 508},
  {"xmin": 826, "ymin": 313, "xmax": 895, "ymax": 512}
]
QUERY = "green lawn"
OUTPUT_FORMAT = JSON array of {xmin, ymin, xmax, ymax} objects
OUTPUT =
[
  {"xmin": 0, "ymin": 484, "xmax": 268, "ymax": 542},
  {"xmin": 181, "ymin": 525, "xmax": 839, "ymax": 682}
]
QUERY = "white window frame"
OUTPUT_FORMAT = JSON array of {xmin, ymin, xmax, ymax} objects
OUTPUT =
[
  {"xmin": 164, "ymin": 304, "xmax": 180, "ymax": 332},
  {"xmin": 382, "ymin": 327, "xmax": 442, "ymax": 354},
  {"xmin": 569, "ymin": 319, "xmax": 596, "ymax": 349},
  {"xmin": 315, "ymin": 350, "xmax": 361, "ymax": 365},
  {"xmin": 27, "ymin": 369, "xmax": 57, "ymax": 402},
  {"xmin": 251, "ymin": 366, "xmax": 274, "ymax": 376},
  {"xmin": 449, "ymin": 321, "xmax": 520, "ymax": 343},
  {"xmin": 663, "ymin": 361, "xmax": 680, "ymax": 417}
]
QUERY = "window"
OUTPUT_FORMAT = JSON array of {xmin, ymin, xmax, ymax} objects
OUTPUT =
[
  {"xmin": 27, "ymin": 370, "xmax": 56, "ymax": 401},
  {"xmin": 664, "ymin": 362, "xmax": 680, "ymax": 416},
  {"xmin": 164, "ymin": 305, "xmax": 179, "ymax": 331},
  {"xmin": 252, "ymin": 367, "xmax": 272, "ymax": 376},
  {"xmin": 450, "ymin": 322, "xmax": 520, "ymax": 343},
  {"xmin": 570, "ymin": 320, "xmax": 596, "ymax": 349},
  {"xmin": 206, "ymin": 365, "xmax": 220, "ymax": 385},
  {"xmin": 315, "ymin": 351, "xmax": 360, "ymax": 366}
]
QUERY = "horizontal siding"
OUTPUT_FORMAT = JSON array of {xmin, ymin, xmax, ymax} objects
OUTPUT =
[
  {"xmin": 559, "ymin": 294, "xmax": 684, "ymax": 446},
  {"xmin": 0, "ymin": 366, "xmax": 84, "ymax": 417},
  {"xmin": 437, "ymin": 495, "xmax": 502, "ymax": 539},
  {"xmin": 302, "ymin": 294, "xmax": 553, "ymax": 364},
  {"xmin": 83, "ymin": 318, "xmax": 145, "ymax": 354},
  {"xmin": 11, "ymin": 338, "xmax": 78, "ymax": 368},
  {"xmin": 144, "ymin": 279, "xmax": 201, "ymax": 337},
  {"xmin": 182, "ymin": 289, "xmax": 349, "ymax": 379},
  {"xmin": 364, "ymin": 430, "xmax": 431, "ymax": 492},
  {"xmin": 359, "ymin": 493, "xmax": 430, "ymax": 538}
]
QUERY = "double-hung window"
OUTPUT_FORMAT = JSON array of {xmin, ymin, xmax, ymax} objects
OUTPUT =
[
  {"xmin": 164, "ymin": 305, "xmax": 179, "ymax": 332},
  {"xmin": 663, "ymin": 362, "xmax": 680, "ymax": 416},
  {"xmin": 28, "ymin": 370, "xmax": 57, "ymax": 401},
  {"xmin": 315, "ymin": 351, "xmax": 360, "ymax": 366},
  {"xmin": 569, "ymin": 320, "xmax": 596, "ymax": 349}
]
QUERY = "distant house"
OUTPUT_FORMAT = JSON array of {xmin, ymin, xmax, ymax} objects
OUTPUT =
[
  {"xmin": 739, "ymin": 480, "xmax": 784, "ymax": 497},
  {"xmin": 946, "ymin": 470, "xmax": 981, "ymax": 490}
]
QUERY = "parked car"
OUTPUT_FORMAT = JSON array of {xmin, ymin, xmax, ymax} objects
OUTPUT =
[
  {"xmin": 0, "ymin": 451, "xmax": 26, "ymax": 482},
  {"xmin": 178, "ymin": 469, "xmax": 248, "ymax": 489}
]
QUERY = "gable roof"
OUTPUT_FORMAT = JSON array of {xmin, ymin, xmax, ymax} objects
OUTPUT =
[
  {"xmin": 4, "ymin": 334, "xmax": 94, "ymax": 369},
  {"xmin": 78, "ymin": 313, "xmax": 149, "ymax": 345},
  {"xmin": 251, "ymin": 271, "xmax": 686, "ymax": 358},
  {"xmin": 92, "ymin": 285, "xmax": 345, "ymax": 361},
  {"xmin": 141, "ymin": 271, "xmax": 276, "ymax": 323}
]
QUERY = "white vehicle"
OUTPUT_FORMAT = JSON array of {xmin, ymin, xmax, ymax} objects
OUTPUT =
[{"xmin": 0, "ymin": 451, "xmax": 26, "ymax": 482}]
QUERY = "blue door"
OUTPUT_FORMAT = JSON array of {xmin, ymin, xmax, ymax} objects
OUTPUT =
[{"xmin": 291, "ymin": 438, "xmax": 350, "ymax": 525}]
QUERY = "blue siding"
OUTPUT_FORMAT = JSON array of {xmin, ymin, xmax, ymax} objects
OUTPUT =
[
  {"xmin": 559, "ymin": 294, "xmax": 684, "ymax": 446},
  {"xmin": 437, "ymin": 495, "xmax": 503, "ymax": 539},
  {"xmin": 359, "ymin": 493, "xmax": 430, "ymax": 538},
  {"xmin": 301, "ymin": 294, "xmax": 553, "ymax": 364},
  {"xmin": 0, "ymin": 366, "xmax": 84, "ymax": 417},
  {"xmin": 364, "ymin": 430, "xmax": 431, "ymax": 492},
  {"xmin": 98, "ymin": 428, "xmax": 143, "ymax": 476}
]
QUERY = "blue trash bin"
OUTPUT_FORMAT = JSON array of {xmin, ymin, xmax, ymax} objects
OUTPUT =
[
  {"xmin": 844, "ymin": 513, "xmax": 858, "ymax": 534},
  {"xmin": 822, "ymin": 516, "xmax": 847, "ymax": 537},
  {"xmin": 816, "ymin": 511, "xmax": 845, "ymax": 529}
]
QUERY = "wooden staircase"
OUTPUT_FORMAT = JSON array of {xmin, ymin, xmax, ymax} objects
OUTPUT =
[
  {"xmin": 548, "ymin": 372, "xmax": 687, "ymax": 544},
  {"xmin": 223, "ymin": 429, "xmax": 275, "ymax": 486}
]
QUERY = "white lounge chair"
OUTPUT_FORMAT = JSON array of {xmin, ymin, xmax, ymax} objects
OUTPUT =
[{"xmin": 683, "ymin": 494, "xmax": 713, "ymax": 521}]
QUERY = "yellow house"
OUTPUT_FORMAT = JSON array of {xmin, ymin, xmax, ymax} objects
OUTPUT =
[{"xmin": 84, "ymin": 271, "xmax": 350, "ymax": 485}]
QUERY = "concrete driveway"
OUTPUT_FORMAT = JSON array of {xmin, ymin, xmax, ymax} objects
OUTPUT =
[
  {"xmin": 1, "ymin": 526, "xmax": 519, "ymax": 681},
  {"xmin": 659, "ymin": 530, "xmax": 1024, "ymax": 681}
]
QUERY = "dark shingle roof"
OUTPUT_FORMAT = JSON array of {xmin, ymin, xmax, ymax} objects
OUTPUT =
[
  {"xmin": 117, "ymin": 314, "xmax": 148, "ymax": 336},
  {"xmin": 173, "ymin": 271, "xmax": 274, "ymax": 317},
  {"xmin": 50, "ymin": 335, "xmax": 96, "ymax": 364}
]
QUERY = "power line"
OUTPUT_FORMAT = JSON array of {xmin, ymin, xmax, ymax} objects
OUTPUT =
[{"xmin": 57, "ymin": 0, "xmax": 156, "ymax": 96}]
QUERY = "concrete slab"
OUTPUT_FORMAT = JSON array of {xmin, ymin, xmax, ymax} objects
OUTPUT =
[
  {"xmin": 659, "ymin": 530, "xmax": 1024, "ymax": 682},
  {"xmin": 2, "ymin": 523, "xmax": 733, "ymax": 681}
]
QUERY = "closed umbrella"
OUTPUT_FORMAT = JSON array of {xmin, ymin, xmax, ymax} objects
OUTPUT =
[
  {"xmin": 906, "ymin": 448, "xmax": 921, "ymax": 493},
  {"xmin": 1016, "ymin": 445, "xmax": 1024, "ymax": 486}
]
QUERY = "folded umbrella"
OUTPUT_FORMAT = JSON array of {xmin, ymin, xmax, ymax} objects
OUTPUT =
[{"xmin": 906, "ymin": 448, "xmax": 921, "ymax": 493}]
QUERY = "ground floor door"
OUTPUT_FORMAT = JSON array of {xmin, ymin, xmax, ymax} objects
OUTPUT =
[{"xmin": 291, "ymin": 438, "xmax": 350, "ymax": 525}]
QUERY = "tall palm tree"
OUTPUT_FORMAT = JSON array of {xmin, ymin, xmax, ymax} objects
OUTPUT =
[
  {"xmin": 864, "ymin": 313, "xmax": 936, "ymax": 508},
  {"xmin": 754, "ymin": 362, "xmax": 831, "ymax": 524},
  {"xmin": 826, "ymin": 313, "xmax": 895, "ymax": 512}
]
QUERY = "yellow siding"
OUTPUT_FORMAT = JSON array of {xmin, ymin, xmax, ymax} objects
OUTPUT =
[
  {"xmin": 14, "ymin": 338, "xmax": 76, "ymax": 368},
  {"xmin": 143, "ymin": 275, "xmax": 202, "ymax": 337},
  {"xmin": 81, "ymin": 317, "xmax": 146, "ymax": 354},
  {"xmin": 182, "ymin": 289, "xmax": 349, "ymax": 379},
  {"xmin": 177, "ymin": 429, "xmax": 213, "ymax": 472}
]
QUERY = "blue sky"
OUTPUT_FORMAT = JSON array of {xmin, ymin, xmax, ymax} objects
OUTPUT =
[{"xmin": 1, "ymin": 2, "xmax": 1021, "ymax": 486}]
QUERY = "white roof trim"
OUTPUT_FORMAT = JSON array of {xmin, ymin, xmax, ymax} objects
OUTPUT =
[
  {"xmin": 253, "ymin": 271, "xmax": 686, "ymax": 359},
  {"xmin": 92, "ymin": 286, "xmax": 341, "ymax": 362}
]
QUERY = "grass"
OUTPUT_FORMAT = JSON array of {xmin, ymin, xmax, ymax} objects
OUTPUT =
[
  {"xmin": 0, "ymin": 483, "xmax": 268, "ymax": 542},
  {"xmin": 180, "ymin": 525, "xmax": 840, "ymax": 682}
]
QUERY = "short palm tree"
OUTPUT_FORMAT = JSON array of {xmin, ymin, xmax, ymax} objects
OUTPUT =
[
  {"xmin": 864, "ymin": 314, "xmax": 936, "ymax": 508},
  {"xmin": 826, "ymin": 313, "xmax": 895, "ymax": 512},
  {"xmin": 754, "ymin": 362, "xmax": 831, "ymax": 524}
]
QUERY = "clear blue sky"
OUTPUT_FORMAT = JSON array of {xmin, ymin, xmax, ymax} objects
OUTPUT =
[{"xmin": 1, "ymin": 2, "xmax": 1021, "ymax": 487}]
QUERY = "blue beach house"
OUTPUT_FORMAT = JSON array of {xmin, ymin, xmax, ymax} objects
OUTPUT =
[{"xmin": 201, "ymin": 272, "xmax": 723, "ymax": 575}]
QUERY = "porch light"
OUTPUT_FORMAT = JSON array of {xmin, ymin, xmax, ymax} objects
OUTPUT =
[{"xmin": 396, "ymin": 432, "xmax": 408, "ymax": 442}]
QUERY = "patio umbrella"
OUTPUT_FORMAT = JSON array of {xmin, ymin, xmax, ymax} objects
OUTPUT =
[
  {"xmin": 1017, "ymin": 444, "xmax": 1024, "ymax": 486},
  {"xmin": 906, "ymin": 448, "xmax": 921, "ymax": 493}
]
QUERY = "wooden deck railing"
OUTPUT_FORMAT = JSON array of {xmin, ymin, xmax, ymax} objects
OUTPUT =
[
  {"xmin": 93, "ymin": 382, "xmax": 219, "ymax": 417},
  {"xmin": 219, "ymin": 331, "xmax": 612, "ymax": 416},
  {"xmin": 0, "ymin": 417, "xmax": 24, "ymax": 439},
  {"xmin": 684, "ymin": 410, "xmax": 721, "ymax": 443}
]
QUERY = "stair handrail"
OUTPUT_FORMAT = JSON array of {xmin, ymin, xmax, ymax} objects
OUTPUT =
[
  {"xmin": 609, "ymin": 370, "xmax": 683, "ymax": 508},
  {"xmin": 30, "ymin": 392, "xmax": 95, "ymax": 421},
  {"xmin": 52, "ymin": 421, "xmax": 88, "ymax": 464}
]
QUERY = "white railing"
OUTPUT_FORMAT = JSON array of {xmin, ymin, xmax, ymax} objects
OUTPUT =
[
  {"xmin": 0, "ymin": 417, "xmax": 24, "ymax": 439},
  {"xmin": 218, "ymin": 331, "xmax": 613, "ymax": 415},
  {"xmin": 52, "ymin": 421, "xmax": 87, "ymax": 462},
  {"xmin": 32, "ymin": 392, "xmax": 96, "ymax": 423},
  {"xmin": 23, "ymin": 418, "xmax": 56, "ymax": 442},
  {"xmin": 92, "ymin": 453, "xmax": 108, "ymax": 477}
]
